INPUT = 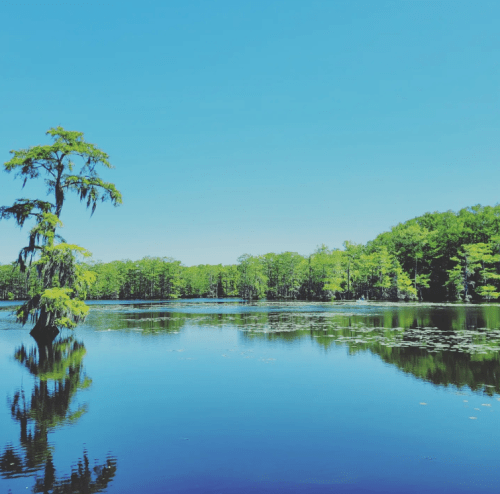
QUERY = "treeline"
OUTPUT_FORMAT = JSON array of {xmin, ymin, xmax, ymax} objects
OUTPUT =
[
  {"xmin": 3, "ymin": 204, "xmax": 500, "ymax": 302},
  {"xmin": 0, "ymin": 263, "xmax": 40, "ymax": 300}
]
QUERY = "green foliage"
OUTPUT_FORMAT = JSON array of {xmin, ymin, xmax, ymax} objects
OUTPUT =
[
  {"xmin": 371, "ymin": 204, "xmax": 500, "ymax": 302},
  {"xmin": 319, "ymin": 249, "xmax": 345, "ymax": 299},
  {"xmin": 3, "ymin": 199, "xmax": 500, "ymax": 304},
  {"xmin": 1, "ymin": 127, "xmax": 121, "ymax": 334},
  {"xmin": 4, "ymin": 126, "xmax": 122, "ymax": 216},
  {"xmin": 237, "ymin": 254, "xmax": 268, "ymax": 299},
  {"xmin": 15, "ymin": 243, "xmax": 96, "ymax": 328},
  {"xmin": 263, "ymin": 252, "xmax": 308, "ymax": 299},
  {"xmin": 446, "ymin": 243, "xmax": 500, "ymax": 301},
  {"xmin": 0, "ymin": 262, "xmax": 41, "ymax": 300},
  {"xmin": 306, "ymin": 245, "xmax": 344, "ymax": 300},
  {"xmin": 393, "ymin": 261, "xmax": 417, "ymax": 300},
  {"xmin": 182, "ymin": 264, "xmax": 221, "ymax": 297},
  {"xmin": 476, "ymin": 284, "xmax": 500, "ymax": 301},
  {"xmin": 39, "ymin": 288, "xmax": 90, "ymax": 329}
]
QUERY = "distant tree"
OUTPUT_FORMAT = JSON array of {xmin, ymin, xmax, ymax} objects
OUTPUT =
[
  {"xmin": 0, "ymin": 127, "xmax": 122, "ymax": 341},
  {"xmin": 321, "ymin": 250, "xmax": 345, "ymax": 300},
  {"xmin": 262, "ymin": 252, "xmax": 307, "ymax": 299},
  {"xmin": 446, "ymin": 243, "xmax": 500, "ymax": 301},
  {"xmin": 218, "ymin": 265, "xmax": 239, "ymax": 297},
  {"xmin": 392, "ymin": 260, "xmax": 417, "ymax": 301},
  {"xmin": 182, "ymin": 264, "xmax": 219, "ymax": 298},
  {"xmin": 342, "ymin": 241, "xmax": 363, "ymax": 299},
  {"xmin": 373, "ymin": 246, "xmax": 394, "ymax": 299},
  {"xmin": 388, "ymin": 223, "xmax": 434, "ymax": 299},
  {"xmin": 237, "ymin": 254, "xmax": 268, "ymax": 299}
]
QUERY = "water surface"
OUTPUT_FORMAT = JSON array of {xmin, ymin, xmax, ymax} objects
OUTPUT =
[{"xmin": 1, "ymin": 300, "xmax": 500, "ymax": 493}]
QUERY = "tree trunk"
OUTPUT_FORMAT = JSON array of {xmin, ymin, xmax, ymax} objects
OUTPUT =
[
  {"xmin": 347, "ymin": 263, "xmax": 350, "ymax": 299},
  {"xmin": 415, "ymin": 256, "xmax": 418, "ymax": 296},
  {"xmin": 30, "ymin": 308, "xmax": 59, "ymax": 344}
]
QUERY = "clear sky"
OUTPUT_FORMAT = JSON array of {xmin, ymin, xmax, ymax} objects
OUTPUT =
[{"xmin": 1, "ymin": 0, "xmax": 499, "ymax": 266}]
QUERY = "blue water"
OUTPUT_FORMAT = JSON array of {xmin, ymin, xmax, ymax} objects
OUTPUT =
[{"xmin": 1, "ymin": 301, "xmax": 500, "ymax": 493}]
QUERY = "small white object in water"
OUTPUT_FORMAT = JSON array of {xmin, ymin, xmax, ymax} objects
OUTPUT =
[
  {"xmin": 420, "ymin": 402, "xmax": 427, "ymax": 405},
  {"xmin": 463, "ymin": 400, "xmax": 468, "ymax": 403},
  {"xmin": 481, "ymin": 404, "xmax": 492, "ymax": 407},
  {"xmin": 469, "ymin": 417, "xmax": 477, "ymax": 420}
]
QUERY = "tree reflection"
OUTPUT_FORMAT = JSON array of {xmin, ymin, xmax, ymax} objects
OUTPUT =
[
  {"xmin": 0, "ymin": 336, "xmax": 117, "ymax": 492},
  {"xmin": 372, "ymin": 343, "xmax": 500, "ymax": 394},
  {"xmin": 32, "ymin": 451, "xmax": 117, "ymax": 494},
  {"xmin": 118, "ymin": 305, "xmax": 500, "ymax": 395},
  {"xmin": 229, "ymin": 307, "xmax": 500, "ymax": 394},
  {"xmin": 2, "ymin": 337, "xmax": 90, "ymax": 474}
]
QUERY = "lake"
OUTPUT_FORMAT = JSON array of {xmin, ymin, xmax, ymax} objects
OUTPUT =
[{"xmin": 1, "ymin": 299, "xmax": 500, "ymax": 493}]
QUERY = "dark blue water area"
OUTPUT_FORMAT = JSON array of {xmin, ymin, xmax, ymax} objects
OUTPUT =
[{"xmin": 1, "ymin": 300, "xmax": 500, "ymax": 493}]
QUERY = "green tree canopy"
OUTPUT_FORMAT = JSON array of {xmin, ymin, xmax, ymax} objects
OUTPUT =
[
  {"xmin": 0, "ymin": 127, "xmax": 122, "ymax": 341},
  {"xmin": 1, "ymin": 127, "xmax": 122, "ymax": 270}
]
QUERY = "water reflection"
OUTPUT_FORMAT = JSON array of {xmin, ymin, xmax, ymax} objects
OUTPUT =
[
  {"xmin": 87, "ymin": 303, "xmax": 500, "ymax": 394},
  {"xmin": 31, "ymin": 451, "xmax": 116, "ymax": 494},
  {"xmin": 0, "ymin": 336, "xmax": 116, "ymax": 492},
  {"xmin": 247, "ymin": 310, "xmax": 500, "ymax": 395}
]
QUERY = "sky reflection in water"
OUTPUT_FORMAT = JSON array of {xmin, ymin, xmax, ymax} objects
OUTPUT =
[{"xmin": 1, "ymin": 300, "xmax": 500, "ymax": 493}]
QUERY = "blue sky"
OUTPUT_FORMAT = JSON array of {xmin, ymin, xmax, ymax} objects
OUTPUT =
[{"xmin": 1, "ymin": 0, "xmax": 499, "ymax": 266}]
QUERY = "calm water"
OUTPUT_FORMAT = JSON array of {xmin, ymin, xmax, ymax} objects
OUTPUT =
[{"xmin": 1, "ymin": 300, "xmax": 500, "ymax": 493}]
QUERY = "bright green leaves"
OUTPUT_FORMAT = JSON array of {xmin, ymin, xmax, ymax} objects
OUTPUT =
[
  {"xmin": 45, "ymin": 126, "xmax": 113, "ymax": 170},
  {"xmin": 307, "ymin": 245, "xmax": 342, "ymax": 300},
  {"xmin": 33, "ymin": 243, "xmax": 95, "ymax": 296},
  {"xmin": 476, "ymin": 285, "xmax": 500, "ymax": 301},
  {"xmin": 263, "ymin": 252, "xmax": 308, "ymax": 299},
  {"xmin": 29, "ymin": 213, "xmax": 63, "ymax": 245},
  {"xmin": 373, "ymin": 246, "xmax": 393, "ymax": 295},
  {"xmin": 183, "ymin": 264, "xmax": 221, "ymax": 298},
  {"xmin": 415, "ymin": 273, "xmax": 430, "ymax": 290},
  {"xmin": 15, "ymin": 243, "xmax": 96, "ymax": 328},
  {"xmin": 446, "ymin": 243, "xmax": 500, "ymax": 301},
  {"xmin": 317, "ymin": 249, "xmax": 344, "ymax": 299},
  {"xmin": 38, "ymin": 288, "xmax": 90, "ymax": 329},
  {"xmin": 63, "ymin": 175, "xmax": 122, "ymax": 216},
  {"xmin": 355, "ymin": 246, "xmax": 417, "ymax": 301},
  {"xmin": 377, "ymin": 222, "xmax": 435, "ymax": 300},
  {"xmin": 14, "ymin": 212, "xmax": 64, "ymax": 273},
  {"xmin": 85, "ymin": 258, "xmax": 241, "ymax": 300},
  {"xmin": 393, "ymin": 261, "xmax": 417, "ymax": 300},
  {"xmin": 232, "ymin": 245, "xmax": 418, "ymax": 301},
  {"xmin": 1, "ymin": 127, "xmax": 121, "ymax": 334},
  {"xmin": 237, "ymin": 254, "xmax": 268, "ymax": 299},
  {"xmin": 367, "ymin": 205, "xmax": 500, "ymax": 301},
  {"xmin": 3, "ymin": 126, "xmax": 122, "ymax": 218}
]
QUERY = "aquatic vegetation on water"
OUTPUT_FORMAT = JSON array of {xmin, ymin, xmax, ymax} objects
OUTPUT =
[{"xmin": 72, "ymin": 301, "xmax": 500, "ymax": 396}]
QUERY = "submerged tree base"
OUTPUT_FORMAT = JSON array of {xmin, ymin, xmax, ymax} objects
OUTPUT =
[{"xmin": 29, "ymin": 325, "xmax": 59, "ymax": 345}]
